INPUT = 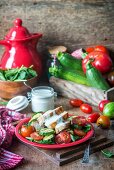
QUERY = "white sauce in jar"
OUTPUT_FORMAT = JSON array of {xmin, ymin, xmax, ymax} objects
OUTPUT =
[{"xmin": 31, "ymin": 86, "xmax": 56, "ymax": 112}]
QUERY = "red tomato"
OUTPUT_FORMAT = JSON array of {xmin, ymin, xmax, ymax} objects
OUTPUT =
[
  {"xmin": 94, "ymin": 45, "xmax": 109, "ymax": 54},
  {"xmin": 86, "ymin": 47, "xmax": 94, "ymax": 53},
  {"xmin": 82, "ymin": 51, "xmax": 112, "ymax": 74},
  {"xmin": 96, "ymin": 115, "xmax": 110, "ymax": 128},
  {"xmin": 86, "ymin": 45, "xmax": 108, "ymax": 54},
  {"xmin": 55, "ymin": 131, "xmax": 71, "ymax": 144},
  {"xmin": 55, "ymin": 134, "xmax": 63, "ymax": 144},
  {"xmin": 87, "ymin": 112, "xmax": 100, "ymax": 123},
  {"xmin": 30, "ymin": 132, "xmax": 44, "ymax": 141},
  {"xmin": 71, "ymin": 116, "xmax": 87, "ymax": 126},
  {"xmin": 70, "ymin": 99, "xmax": 83, "ymax": 107},
  {"xmin": 99, "ymin": 100, "xmax": 110, "ymax": 112},
  {"xmin": 80, "ymin": 104, "xmax": 92, "ymax": 114},
  {"xmin": 74, "ymin": 129, "xmax": 86, "ymax": 137},
  {"xmin": 20, "ymin": 125, "xmax": 35, "ymax": 138}
]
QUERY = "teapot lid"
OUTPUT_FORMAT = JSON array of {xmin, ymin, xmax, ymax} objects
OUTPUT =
[{"xmin": 5, "ymin": 18, "xmax": 33, "ymax": 40}]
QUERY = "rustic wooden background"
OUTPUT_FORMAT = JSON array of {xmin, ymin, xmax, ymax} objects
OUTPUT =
[{"xmin": 0, "ymin": 0, "xmax": 114, "ymax": 76}]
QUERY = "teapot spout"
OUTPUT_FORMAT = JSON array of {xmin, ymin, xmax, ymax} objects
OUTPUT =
[{"xmin": 0, "ymin": 40, "xmax": 11, "ymax": 49}]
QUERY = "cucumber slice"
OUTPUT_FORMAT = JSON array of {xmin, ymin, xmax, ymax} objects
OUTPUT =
[
  {"xmin": 43, "ymin": 134, "xmax": 54, "ymax": 142},
  {"xmin": 29, "ymin": 113, "xmax": 42, "ymax": 123},
  {"xmin": 37, "ymin": 134, "xmax": 54, "ymax": 144},
  {"xmin": 26, "ymin": 137, "xmax": 34, "ymax": 142},
  {"xmin": 38, "ymin": 140, "xmax": 54, "ymax": 144},
  {"xmin": 39, "ymin": 128, "xmax": 55, "ymax": 136}
]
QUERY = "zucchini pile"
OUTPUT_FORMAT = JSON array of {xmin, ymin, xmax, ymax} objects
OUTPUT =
[
  {"xmin": 48, "ymin": 51, "xmax": 110, "ymax": 90},
  {"xmin": 49, "ymin": 52, "xmax": 90, "ymax": 87}
]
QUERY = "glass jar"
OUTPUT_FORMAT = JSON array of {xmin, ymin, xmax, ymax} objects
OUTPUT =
[{"xmin": 31, "ymin": 86, "xmax": 57, "ymax": 112}]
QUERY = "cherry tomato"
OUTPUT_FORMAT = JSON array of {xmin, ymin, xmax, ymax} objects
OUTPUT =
[
  {"xmin": 87, "ymin": 112, "xmax": 100, "ymax": 123},
  {"xmin": 99, "ymin": 100, "xmax": 110, "ymax": 112},
  {"xmin": 20, "ymin": 125, "xmax": 35, "ymax": 138},
  {"xmin": 71, "ymin": 116, "xmax": 87, "ymax": 126},
  {"xmin": 96, "ymin": 115, "xmax": 110, "ymax": 128},
  {"xmin": 74, "ymin": 129, "xmax": 86, "ymax": 137},
  {"xmin": 55, "ymin": 131, "xmax": 71, "ymax": 144},
  {"xmin": 70, "ymin": 99, "xmax": 83, "ymax": 107},
  {"xmin": 80, "ymin": 104, "xmax": 92, "ymax": 114},
  {"xmin": 30, "ymin": 132, "xmax": 43, "ymax": 141}
]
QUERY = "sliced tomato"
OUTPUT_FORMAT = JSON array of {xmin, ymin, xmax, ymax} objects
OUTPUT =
[
  {"xmin": 30, "ymin": 132, "xmax": 44, "ymax": 141},
  {"xmin": 55, "ymin": 131, "xmax": 71, "ymax": 144},
  {"xmin": 71, "ymin": 116, "xmax": 87, "ymax": 126},
  {"xmin": 55, "ymin": 134, "xmax": 63, "ymax": 144},
  {"xmin": 20, "ymin": 125, "xmax": 35, "ymax": 138},
  {"xmin": 74, "ymin": 129, "xmax": 86, "ymax": 137},
  {"xmin": 70, "ymin": 99, "xmax": 83, "ymax": 107}
]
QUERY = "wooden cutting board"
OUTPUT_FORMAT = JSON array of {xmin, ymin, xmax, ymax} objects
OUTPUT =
[{"xmin": 25, "ymin": 135, "xmax": 113, "ymax": 166}]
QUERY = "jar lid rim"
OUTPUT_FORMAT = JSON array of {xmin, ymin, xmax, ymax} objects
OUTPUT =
[{"xmin": 31, "ymin": 86, "xmax": 55, "ymax": 98}]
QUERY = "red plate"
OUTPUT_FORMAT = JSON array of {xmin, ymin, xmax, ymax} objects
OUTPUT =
[{"xmin": 15, "ymin": 117, "xmax": 94, "ymax": 149}]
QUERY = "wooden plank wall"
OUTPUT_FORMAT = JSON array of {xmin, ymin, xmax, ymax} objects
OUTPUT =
[{"xmin": 0, "ymin": 0, "xmax": 114, "ymax": 64}]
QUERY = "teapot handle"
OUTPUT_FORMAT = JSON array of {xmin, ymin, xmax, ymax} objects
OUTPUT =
[{"xmin": 31, "ymin": 33, "xmax": 42, "ymax": 48}]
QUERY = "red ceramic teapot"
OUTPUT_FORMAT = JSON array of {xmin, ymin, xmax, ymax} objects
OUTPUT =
[{"xmin": 0, "ymin": 18, "xmax": 42, "ymax": 76}]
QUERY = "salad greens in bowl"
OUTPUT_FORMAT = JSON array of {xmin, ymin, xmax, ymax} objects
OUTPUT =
[{"xmin": 0, "ymin": 66, "xmax": 38, "ymax": 99}]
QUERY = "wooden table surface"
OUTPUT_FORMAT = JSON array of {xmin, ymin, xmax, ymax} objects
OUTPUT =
[{"xmin": 9, "ymin": 97, "xmax": 114, "ymax": 170}]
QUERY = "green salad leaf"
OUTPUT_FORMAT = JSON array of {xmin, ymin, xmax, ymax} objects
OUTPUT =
[
  {"xmin": 101, "ymin": 150, "xmax": 114, "ymax": 158},
  {"xmin": 0, "ymin": 65, "xmax": 37, "ymax": 81},
  {"xmin": 70, "ymin": 134, "xmax": 80, "ymax": 142},
  {"xmin": 82, "ymin": 124, "xmax": 91, "ymax": 133}
]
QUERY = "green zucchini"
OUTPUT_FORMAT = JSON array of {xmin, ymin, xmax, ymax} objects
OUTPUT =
[
  {"xmin": 39, "ymin": 128, "xmax": 55, "ymax": 136},
  {"xmin": 49, "ymin": 66, "xmax": 90, "ymax": 86},
  {"xmin": 103, "ymin": 102, "xmax": 114, "ymax": 118},
  {"xmin": 57, "ymin": 52, "xmax": 83, "ymax": 71},
  {"xmin": 86, "ymin": 62, "xmax": 110, "ymax": 90}
]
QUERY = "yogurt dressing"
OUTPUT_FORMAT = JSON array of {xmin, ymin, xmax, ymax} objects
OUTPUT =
[{"xmin": 31, "ymin": 86, "xmax": 56, "ymax": 112}]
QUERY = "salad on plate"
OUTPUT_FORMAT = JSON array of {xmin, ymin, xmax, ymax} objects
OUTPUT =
[{"xmin": 18, "ymin": 106, "xmax": 93, "ymax": 146}]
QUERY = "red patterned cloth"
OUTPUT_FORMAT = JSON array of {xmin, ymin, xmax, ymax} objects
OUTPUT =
[
  {"xmin": 0, "ymin": 106, "xmax": 25, "ymax": 170},
  {"xmin": 0, "ymin": 149, "xmax": 24, "ymax": 170}
]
